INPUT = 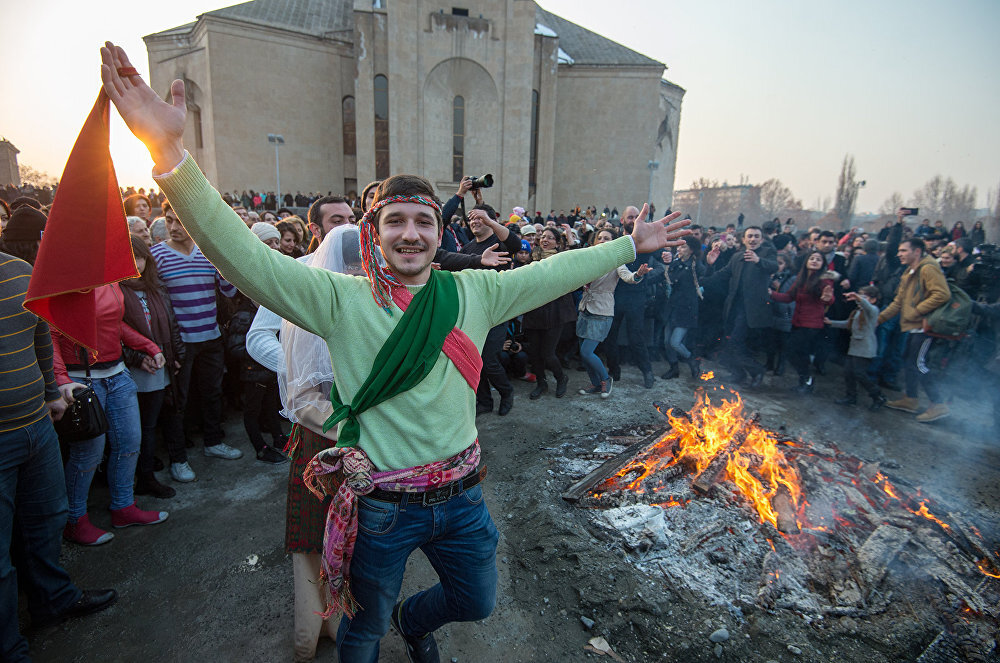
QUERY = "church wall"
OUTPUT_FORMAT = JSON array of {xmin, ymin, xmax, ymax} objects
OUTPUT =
[
  {"xmin": 202, "ymin": 19, "xmax": 350, "ymax": 197},
  {"xmin": 550, "ymin": 65, "xmax": 667, "ymax": 212}
]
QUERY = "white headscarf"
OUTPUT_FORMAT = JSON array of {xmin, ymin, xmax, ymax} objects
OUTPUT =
[{"xmin": 277, "ymin": 224, "xmax": 363, "ymax": 423}]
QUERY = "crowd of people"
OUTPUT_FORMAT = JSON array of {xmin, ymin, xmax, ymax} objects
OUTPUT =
[{"xmin": 2, "ymin": 46, "xmax": 998, "ymax": 661}]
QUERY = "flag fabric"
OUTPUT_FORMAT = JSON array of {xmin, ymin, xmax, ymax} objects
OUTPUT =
[{"xmin": 24, "ymin": 92, "xmax": 139, "ymax": 351}]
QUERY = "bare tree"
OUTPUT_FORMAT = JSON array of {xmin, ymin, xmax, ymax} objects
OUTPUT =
[
  {"xmin": 912, "ymin": 175, "xmax": 977, "ymax": 223},
  {"xmin": 879, "ymin": 192, "xmax": 905, "ymax": 216},
  {"xmin": 759, "ymin": 178, "xmax": 801, "ymax": 220},
  {"xmin": 833, "ymin": 154, "xmax": 859, "ymax": 229},
  {"xmin": 18, "ymin": 164, "xmax": 58, "ymax": 189}
]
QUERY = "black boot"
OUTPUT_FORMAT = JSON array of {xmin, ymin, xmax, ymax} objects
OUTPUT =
[
  {"xmin": 529, "ymin": 379, "xmax": 548, "ymax": 400},
  {"xmin": 135, "ymin": 472, "xmax": 176, "ymax": 499},
  {"xmin": 869, "ymin": 392, "xmax": 888, "ymax": 411},
  {"xmin": 661, "ymin": 363, "xmax": 680, "ymax": 379},
  {"xmin": 774, "ymin": 355, "xmax": 786, "ymax": 376},
  {"xmin": 686, "ymin": 357, "xmax": 701, "ymax": 379},
  {"xmin": 793, "ymin": 376, "xmax": 814, "ymax": 394},
  {"xmin": 555, "ymin": 374, "xmax": 569, "ymax": 398}
]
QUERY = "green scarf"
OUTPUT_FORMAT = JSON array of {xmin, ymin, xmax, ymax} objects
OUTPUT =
[{"xmin": 323, "ymin": 269, "xmax": 460, "ymax": 448}]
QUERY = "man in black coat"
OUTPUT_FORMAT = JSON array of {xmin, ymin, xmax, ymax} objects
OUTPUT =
[{"xmin": 710, "ymin": 226, "xmax": 777, "ymax": 386}]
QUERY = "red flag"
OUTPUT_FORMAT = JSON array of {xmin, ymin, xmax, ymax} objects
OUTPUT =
[{"xmin": 25, "ymin": 92, "xmax": 139, "ymax": 351}]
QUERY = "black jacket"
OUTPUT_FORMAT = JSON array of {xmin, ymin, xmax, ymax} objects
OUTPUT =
[{"xmin": 711, "ymin": 245, "xmax": 779, "ymax": 329}]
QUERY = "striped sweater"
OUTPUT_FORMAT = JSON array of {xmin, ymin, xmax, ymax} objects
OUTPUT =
[
  {"xmin": 0, "ymin": 253, "xmax": 60, "ymax": 433},
  {"xmin": 150, "ymin": 241, "xmax": 236, "ymax": 342}
]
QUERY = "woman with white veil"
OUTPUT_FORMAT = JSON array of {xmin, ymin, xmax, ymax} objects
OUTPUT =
[{"xmin": 245, "ymin": 224, "xmax": 364, "ymax": 661}]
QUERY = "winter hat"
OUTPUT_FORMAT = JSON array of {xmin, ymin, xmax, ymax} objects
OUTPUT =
[
  {"xmin": 513, "ymin": 206, "xmax": 525, "ymax": 217},
  {"xmin": 251, "ymin": 222, "xmax": 280, "ymax": 243},
  {"xmin": 10, "ymin": 196, "xmax": 41, "ymax": 211},
  {"xmin": 2, "ymin": 206, "xmax": 47, "ymax": 241},
  {"xmin": 521, "ymin": 225, "xmax": 537, "ymax": 235},
  {"xmin": 520, "ymin": 239, "xmax": 532, "ymax": 252}
]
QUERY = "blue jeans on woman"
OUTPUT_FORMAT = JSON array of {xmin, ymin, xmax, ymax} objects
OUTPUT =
[
  {"xmin": 1, "ymin": 417, "xmax": 81, "ymax": 661},
  {"xmin": 579, "ymin": 338, "xmax": 610, "ymax": 387},
  {"xmin": 664, "ymin": 326, "xmax": 691, "ymax": 363},
  {"xmin": 336, "ymin": 484, "xmax": 499, "ymax": 663},
  {"xmin": 64, "ymin": 369, "xmax": 142, "ymax": 521}
]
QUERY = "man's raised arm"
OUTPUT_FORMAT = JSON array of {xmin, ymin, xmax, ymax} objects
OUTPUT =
[{"xmin": 100, "ymin": 43, "xmax": 352, "ymax": 338}]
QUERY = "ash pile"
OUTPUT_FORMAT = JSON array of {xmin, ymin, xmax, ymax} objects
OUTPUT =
[{"xmin": 554, "ymin": 388, "xmax": 1000, "ymax": 662}]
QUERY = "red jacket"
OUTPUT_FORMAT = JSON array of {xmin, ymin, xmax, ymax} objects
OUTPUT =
[
  {"xmin": 770, "ymin": 278, "xmax": 834, "ymax": 329},
  {"xmin": 52, "ymin": 283, "xmax": 161, "ymax": 385}
]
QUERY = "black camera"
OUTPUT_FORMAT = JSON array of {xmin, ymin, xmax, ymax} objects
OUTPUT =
[{"xmin": 468, "ymin": 174, "xmax": 494, "ymax": 189}]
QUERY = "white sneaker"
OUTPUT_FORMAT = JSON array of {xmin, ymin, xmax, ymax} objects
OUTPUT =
[
  {"xmin": 170, "ymin": 461, "xmax": 196, "ymax": 483},
  {"xmin": 203, "ymin": 443, "xmax": 244, "ymax": 460}
]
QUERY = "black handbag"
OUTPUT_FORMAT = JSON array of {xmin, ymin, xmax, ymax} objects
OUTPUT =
[{"xmin": 54, "ymin": 349, "xmax": 109, "ymax": 443}]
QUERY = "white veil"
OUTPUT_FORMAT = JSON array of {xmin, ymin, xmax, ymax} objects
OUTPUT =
[{"xmin": 277, "ymin": 224, "xmax": 364, "ymax": 424}]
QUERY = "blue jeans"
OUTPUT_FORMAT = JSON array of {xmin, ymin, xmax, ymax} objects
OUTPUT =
[
  {"xmin": 579, "ymin": 338, "xmax": 609, "ymax": 386},
  {"xmin": 64, "ymin": 369, "xmax": 141, "ymax": 520},
  {"xmin": 1, "ymin": 417, "xmax": 81, "ymax": 661},
  {"xmin": 664, "ymin": 326, "xmax": 691, "ymax": 363},
  {"xmin": 869, "ymin": 313, "xmax": 906, "ymax": 381},
  {"xmin": 336, "ymin": 485, "xmax": 499, "ymax": 663}
]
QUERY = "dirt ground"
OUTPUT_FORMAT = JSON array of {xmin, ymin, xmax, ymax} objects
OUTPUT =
[{"xmin": 23, "ymin": 356, "xmax": 1000, "ymax": 663}]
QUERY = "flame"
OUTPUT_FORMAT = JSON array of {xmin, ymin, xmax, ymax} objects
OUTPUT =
[
  {"xmin": 766, "ymin": 538, "xmax": 776, "ymax": 552},
  {"xmin": 914, "ymin": 501, "xmax": 952, "ymax": 534},
  {"xmin": 596, "ymin": 391, "xmax": 802, "ymax": 528},
  {"xmin": 653, "ymin": 498, "xmax": 689, "ymax": 509},
  {"xmin": 977, "ymin": 559, "xmax": 1000, "ymax": 579},
  {"xmin": 700, "ymin": 371, "xmax": 715, "ymax": 380}
]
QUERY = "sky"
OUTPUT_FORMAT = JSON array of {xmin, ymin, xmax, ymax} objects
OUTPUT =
[{"xmin": 2, "ymin": 0, "xmax": 997, "ymax": 213}]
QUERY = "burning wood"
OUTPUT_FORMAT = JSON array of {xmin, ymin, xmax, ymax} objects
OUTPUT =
[{"xmin": 691, "ymin": 412, "xmax": 759, "ymax": 495}]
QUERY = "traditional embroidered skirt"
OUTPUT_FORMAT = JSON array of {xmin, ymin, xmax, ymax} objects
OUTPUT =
[{"xmin": 285, "ymin": 424, "xmax": 334, "ymax": 554}]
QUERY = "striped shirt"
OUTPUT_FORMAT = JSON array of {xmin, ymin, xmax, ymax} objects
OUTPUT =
[
  {"xmin": 0, "ymin": 253, "xmax": 60, "ymax": 433},
  {"xmin": 150, "ymin": 241, "xmax": 237, "ymax": 343}
]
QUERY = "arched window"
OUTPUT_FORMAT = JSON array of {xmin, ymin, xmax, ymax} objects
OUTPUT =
[
  {"xmin": 342, "ymin": 96, "xmax": 356, "ymax": 156},
  {"xmin": 374, "ymin": 75, "xmax": 390, "ymax": 179},
  {"xmin": 452, "ymin": 96, "xmax": 465, "ymax": 182},
  {"xmin": 529, "ymin": 90, "xmax": 540, "ymax": 193}
]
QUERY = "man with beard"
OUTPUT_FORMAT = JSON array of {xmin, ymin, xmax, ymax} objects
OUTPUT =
[
  {"xmin": 99, "ymin": 42, "xmax": 688, "ymax": 662},
  {"xmin": 605, "ymin": 205, "xmax": 665, "ymax": 389}
]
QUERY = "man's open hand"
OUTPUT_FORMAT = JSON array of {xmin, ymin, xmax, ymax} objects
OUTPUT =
[
  {"xmin": 480, "ymin": 243, "xmax": 511, "ymax": 267},
  {"xmin": 628, "ymin": 206, "xmax": 690, "ymax": 255},
  {"xmin": 100, "ymin": 42, "xmax": 186, "ymax": 172}
]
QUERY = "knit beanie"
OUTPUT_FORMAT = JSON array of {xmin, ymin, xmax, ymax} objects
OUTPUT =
[
  {"xmin": 251, "ymin": 222, "xmax": 280, "ymax": 243},
  {"xmin": 10, "ymin": 196, "xmax": 42, "ymax": 211},
  {"xmin": 2, "ymin": 206, "xmax": 47, "ymax": 241}
]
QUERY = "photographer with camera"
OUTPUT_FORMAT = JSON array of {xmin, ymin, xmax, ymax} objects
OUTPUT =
[{"xmin": 459, "ymin": 183, "xmax": 522, "ymax": 417}]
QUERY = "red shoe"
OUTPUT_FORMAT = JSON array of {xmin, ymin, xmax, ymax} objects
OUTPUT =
[
  {"xmin": 64, "ymin": 514, "xmax": 114, "ymax": 546},
  {"xmin": 110, "ymin": 503, "xmax": 169, "ymax": 528},
  {"xmin": 519, "ymin": 372, "xmax": 537, "ymax": 383}
]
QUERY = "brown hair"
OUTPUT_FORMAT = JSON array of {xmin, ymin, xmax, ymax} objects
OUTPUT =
[
  {"xmin": 125, "ymin": 234, "xmax": 162, "ymax": 290},
  {"xmin": 371, "ymin": 175, "xmax": 443, "ymax": 229}
]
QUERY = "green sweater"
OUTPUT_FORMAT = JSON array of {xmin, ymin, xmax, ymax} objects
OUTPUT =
[{"xmin": 156, "ymin": 154, "xmax": 636, "ymax": 470}]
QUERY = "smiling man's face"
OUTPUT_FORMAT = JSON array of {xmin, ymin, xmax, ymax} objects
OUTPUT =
[{"xmin": 375, "ymin": 202, "xmax": 442, "ymax": 284}]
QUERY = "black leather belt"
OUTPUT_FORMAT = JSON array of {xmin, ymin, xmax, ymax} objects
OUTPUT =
[{"xmin": 366, "ymin": 465, "xmax": 488, "ymax": 507}]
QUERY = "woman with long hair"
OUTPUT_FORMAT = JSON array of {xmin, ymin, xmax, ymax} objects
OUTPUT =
[
  {"xmin": 769, "ymin": 249, "xmax": 836, "ymax": 393},
  {"xmin": 524, "ymin": 227, "xmax": 577, "ymax": 398},
  {"xmin": 662, "ymin": 235, "xmax": 705, "ymax": 379},
  {"xmin": 951, "ymin": 221, "xmax": 966, "ymax": 240},
  {"xmin": 120, "ymin": 235, "xmax": 187, "ymax": 498},
  {"xmin": 970, "ymin": 220, "xmax": 986, "ymax": 245},
  {"xmin": 576, "ymin": 228, "xmax": 648, "ymax": 397}
]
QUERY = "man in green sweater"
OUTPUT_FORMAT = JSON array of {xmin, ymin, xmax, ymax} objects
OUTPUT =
[{"xmin": 99, "ymin": 42, "xmax": 688, "ymax": 663}]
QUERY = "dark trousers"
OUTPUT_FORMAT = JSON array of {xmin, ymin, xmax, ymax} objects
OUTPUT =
[
  {"xmin": 136, "ymin": 389, "xmax": 187, "ymax": 471},
  {"xmin": 242, "ymin": 377, "xmax": 284, "ymax": 453},
  {"xmin": 164, "ymin": 337, "xmax": 226, "ymax": 449},
  {"xmin": 476, "ymin": 324, "xmax": 513, "ymax": 408},
  {"xmin": 723, "ymin": 307, "xmax": 766, "ymax": 379},
  {"xmin": 903, "ymin": 332, "xmax": 942, "ymax": 402},
  {"xmin": 787, "ymin": 326, "xmax": 825, "ymax": 380},
  {"xmin": 525, "ymin": 327, "xmax": 565, "ymax": 382},
  {"xmin": 1, "ymin": 418, "xmax": 81, "ymax": 661},
  {"xmin": 605, "ymin": 303, "xmax": 651, "ymax": 375},
  {"xmin": 844, "ymin": 356, "xmax": 880, "ymax": 399}
]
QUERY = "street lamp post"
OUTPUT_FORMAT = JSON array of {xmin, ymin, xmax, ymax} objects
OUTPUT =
[
  {"xmin": 267, "ymin": 133, "xmax": 284, "ymax": 205},
  {"xmin": 647, "ymin": 160, "xmax": 659, "ymax": 209}
]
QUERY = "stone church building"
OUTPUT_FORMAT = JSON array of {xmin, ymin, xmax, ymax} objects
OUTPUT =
[{"xmin": 145, "ymin": 0, "xmax": 684, "ymax": 215}]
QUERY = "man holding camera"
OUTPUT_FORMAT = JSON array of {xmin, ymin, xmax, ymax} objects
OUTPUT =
[{"xmin": 458, "ymin": 184, "xmax": 523, "ymax": 416}]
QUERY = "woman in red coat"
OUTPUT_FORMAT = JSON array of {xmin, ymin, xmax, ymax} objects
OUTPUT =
[{"xmin": 769, "ymin": 250, "xmax": 835, "ymax": 393}]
